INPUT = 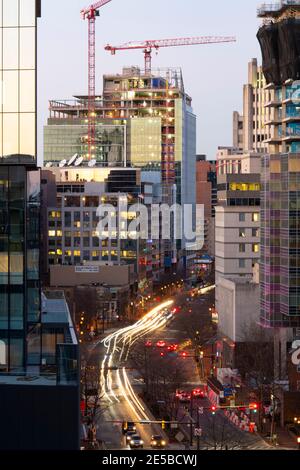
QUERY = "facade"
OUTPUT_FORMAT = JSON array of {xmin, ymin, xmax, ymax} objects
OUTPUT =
[
  {"xmin": 257, "ymin": 1, "xmax": 300, "ymax": 330},
  {"xmin": 215, "ymin": 154, "xmax": 261, "ymax": 282},
  {"xmin": 235, "ymin": 58, "xmax": 274, "ymax": 154},
  {"xmin": 40, "ymin": 166, "xmax": 159, "ymax": 292},
  {"xmin": 196, "ymin": 155, "xmax": 217, "ymax": 256},
  {"xmin": 46, "ymin": 67, "xmax": 197, "ymax": 269},
  {"xmin": 260, "ymin": 152, "xmax": 300, "ymax": 328},
  {"xmin": 232, "ymin": 111, "xmax": 244, "ymax": 151},
  {"xmin": 0, "ymin": 0, "xmax": 41, "ymax": 373},
  {"xmin": 215, "ymin": 154, "xmax": 261, "ymax": 357},
  {"xmin": 0, "ymin": 1, "xmax": 80, "ymax": 450}
]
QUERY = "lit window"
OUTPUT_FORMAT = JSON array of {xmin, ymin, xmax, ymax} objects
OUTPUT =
[
  {"xmin": 74, "ymin": 250, "xmax": 81, "ymax": 257},
  {"xmin": 48, "ymin": 230, "xmax": 56, "ymax": 237},
  {"xmin": 239, "ymin": 229, "xmax": 246, "ymax": 238},
  {"xmin": 252, "ymin": 213, "xmax": 259, "ymax": 222},
  {"xmin": 56, "ymin": 230, "xmax": 62, "ymax": 237},
  {"xmin": 56, "ymin": 249, "xmax": 63, "ymax": 256},
  {"xmin": 252, "ymin": 244, "xmax": 259, "ymax": 253}
]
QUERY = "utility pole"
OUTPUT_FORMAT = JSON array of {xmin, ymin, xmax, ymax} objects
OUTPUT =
[
  {"xmin": 196, "ymin": 407, "xmax": 201, "ymax": 451},
  {"xmin": 189, "ymin": 394, "xmax": 194, "ymax": 447}
]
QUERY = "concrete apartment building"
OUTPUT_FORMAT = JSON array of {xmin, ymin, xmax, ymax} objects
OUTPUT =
[{"xmin": 215, "ymin": 152, "xmax": 261, "ymax": 367}]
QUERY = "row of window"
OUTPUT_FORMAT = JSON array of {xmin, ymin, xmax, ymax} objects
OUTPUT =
[
  {"xmin": 239, "ymin": 243, "xmax": 260, "ymax": 253},
  {"xmin": 238, "ymin": 213, "xmax": 260, "ymax": 222}
]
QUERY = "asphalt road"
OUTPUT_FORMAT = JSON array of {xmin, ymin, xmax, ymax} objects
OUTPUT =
[{"xmin": 91, "ymin": 286, "xmax": 277, "ymax": 450}]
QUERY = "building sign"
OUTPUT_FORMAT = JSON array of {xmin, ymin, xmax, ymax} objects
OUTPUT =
[
  {"xmin": 291, "ymin": 340, "xmax": 300, "ymax": 366},
  {"xmin": 75, "ymin": 266, "xmax": 100, "ymax": 273}
]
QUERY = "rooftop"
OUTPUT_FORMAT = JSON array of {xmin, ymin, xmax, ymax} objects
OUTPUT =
[{"xmin": 257, "ymin": 1, "xmax": 300, "ymax": 18}]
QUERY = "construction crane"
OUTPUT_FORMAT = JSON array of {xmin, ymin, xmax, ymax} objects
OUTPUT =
[
  {"xmin": 105, "ymin": 36, "xmax": 236, "ymax": 74},
  {"xmin": 81, "ymin": 0, "xmax": 112, "ymax": 159}
]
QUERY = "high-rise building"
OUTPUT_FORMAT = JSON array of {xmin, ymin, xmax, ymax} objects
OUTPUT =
[
  {"xmin": 257, "ymin": 1, "xmax": 300, "ymax": 331},
  {"xmin": 45, "ymin": 67, "xmax": 197, "ymax": 272},
  {"xmin": 215, "ymin": 154, "xmax": 261, "ymax": 284},
  {"xmin": 233, "ymin": 58, "xmax": 275, "ymax": 154},
  {"xmin": 0, "ymin": 1, "xmax": 80, "ymax": 450},
  {"xmin": 0, "ymin": 0, "xmax": 40, "ymax": 375}
]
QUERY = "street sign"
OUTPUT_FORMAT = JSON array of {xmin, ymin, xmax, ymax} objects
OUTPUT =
[
  {"xmin": 194, "ymin": 428, "xmax": 202, "ymax": 437},
  {"xmin": 175, "ymin": 432, "xmax": 185, "ymax": 442}
]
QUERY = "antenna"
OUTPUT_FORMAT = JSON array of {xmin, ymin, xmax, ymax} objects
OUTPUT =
[
  {"xmin": 75, "ymin": 156, "xmax": 84, "ymax": 167},
  {"xmin": 68, "ymin": 153, "xmax": 79, "ymax": 166},
  {"xmin": 59, "ymin": 159, "xmax": 67, "ymax": 168},
  {"xmin": 88, "ymin": 159, "xmax": 97, "ymax": 167}
]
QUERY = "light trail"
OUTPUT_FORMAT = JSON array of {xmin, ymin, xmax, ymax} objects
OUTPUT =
[{"xmin": 100, "ymin": 300, "xmax": 174, "ymax": 410}]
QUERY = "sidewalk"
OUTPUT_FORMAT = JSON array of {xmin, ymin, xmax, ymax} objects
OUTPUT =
[{"xmin": 259, "ymin": 424, "xmax": 299, "ymax": 449}]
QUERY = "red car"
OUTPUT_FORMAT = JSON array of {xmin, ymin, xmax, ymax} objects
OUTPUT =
[{"xmin": 192, "ymin": 388, "xmax": 205, "ymax": 399}]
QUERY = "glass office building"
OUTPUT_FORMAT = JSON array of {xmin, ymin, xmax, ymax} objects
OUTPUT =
[{"xmin": 0, "ymin": 0, "xmax": 41, "ymax": 373}]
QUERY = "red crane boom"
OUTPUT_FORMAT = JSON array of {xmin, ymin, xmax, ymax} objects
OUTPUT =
[
  {"xmin": 81, "ymin": 1, "xmax": 112, "ymax": 159},
  {"xmin": 105, "ymin": 36, "xmax": 236, "ymax": 74}
]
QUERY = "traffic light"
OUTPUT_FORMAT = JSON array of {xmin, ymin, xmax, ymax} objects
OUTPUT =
[
  {"xmin": 211, "ymin": 405, "xmax": 216, "ymax": 415},
  {"xmin": 249, "ymin": 403, "xmax": 259, "ymax": 413},
  {"xmin": 161, "ymin": 420, "xmax": 165, "ymax": 430}
]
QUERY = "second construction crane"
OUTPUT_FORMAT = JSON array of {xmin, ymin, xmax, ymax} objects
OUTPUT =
[{"xmin": 105, "ymin": 36, "xmax": 236, "ymax": 74}]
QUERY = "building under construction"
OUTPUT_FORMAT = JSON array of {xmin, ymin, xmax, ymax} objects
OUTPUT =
[{"xmin": 45, "ymin": 67, "xmax": 196, "ymax": 267}]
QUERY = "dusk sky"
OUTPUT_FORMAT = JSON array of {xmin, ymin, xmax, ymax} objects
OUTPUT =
[{"xmin": 38, "ymin": 0, "xmax": 262, "ymax": 163}]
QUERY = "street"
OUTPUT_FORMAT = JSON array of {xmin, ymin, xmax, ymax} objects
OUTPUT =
[{"xmin": 90, "ymin": 287, "xmax": 280, "ymax": 450}]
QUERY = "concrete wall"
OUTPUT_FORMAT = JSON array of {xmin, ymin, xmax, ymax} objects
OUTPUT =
[{"xmin": 217, "ymin": 278, "xmax": 260, "ymax": 342}]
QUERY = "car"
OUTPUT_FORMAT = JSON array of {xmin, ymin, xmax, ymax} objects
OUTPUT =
[
  {"xmin": 167, "ymin": 344, "xmax": 178, "ymax": 352},
  {"xmin": 145, "ymin": 340, "xmax": 152, "ymax": 347},
  {"xmin": 122, "ymin": 421, "xmax": 136, "ymax": 435},
  {"xmin": 125, "ymin": 430, "xmax": 137, "ymax": 443},
  {"xmin": 129, "ymin": 434, "xmax": 144, "ymax": 449},
  {"xmin": 156, "ymin": 340, "xmax": 166, "ymax": 348},
  {"xmin": 192, "ymin": 388, "xmax": 205, "ymax": 399},
  {"xmin": 176, "ymin": 390, "xmax": 191, "ymax": 402},
  {"xmin": 179, "ymin": 392, "xmax": 191, "ymax": 403},
  {"xmin": 151, "ymin": 435, "xmax": 167, "ymax": 449}
]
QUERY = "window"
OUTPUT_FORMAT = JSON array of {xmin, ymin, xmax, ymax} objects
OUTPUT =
[
  {"xmin": 252, "ymin": 228, "xmax": 259, "ymax": 237},
  {"xmin": 252, "ymin": 213, "xmax": 259, "ymax": 222},
  {"xmin": 239, "ymin": 259, "xmax": 246, "ymax": 268},
  {"xmin": 252, "ymin": 244, "xmax": 259, "ymax": 253},
  {"xmin": 239, "ymin": 229, "xmax": 246, "ymax": 238},
  {"xmin": 239, "ymin": 213, "xmax": 245, "ymax": 222},
  {"xmin": 239, "ymin": 244, "xmax": 246, "ymax": 253},
  {"xmin": 48, "ymin": 230, "xmax": 56, "ymax": 237}
]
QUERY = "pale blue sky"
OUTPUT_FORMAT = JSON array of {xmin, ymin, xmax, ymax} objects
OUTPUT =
[{"xmin": 38, "ymin": 0, "xmax": 262, "ymax": 162}]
